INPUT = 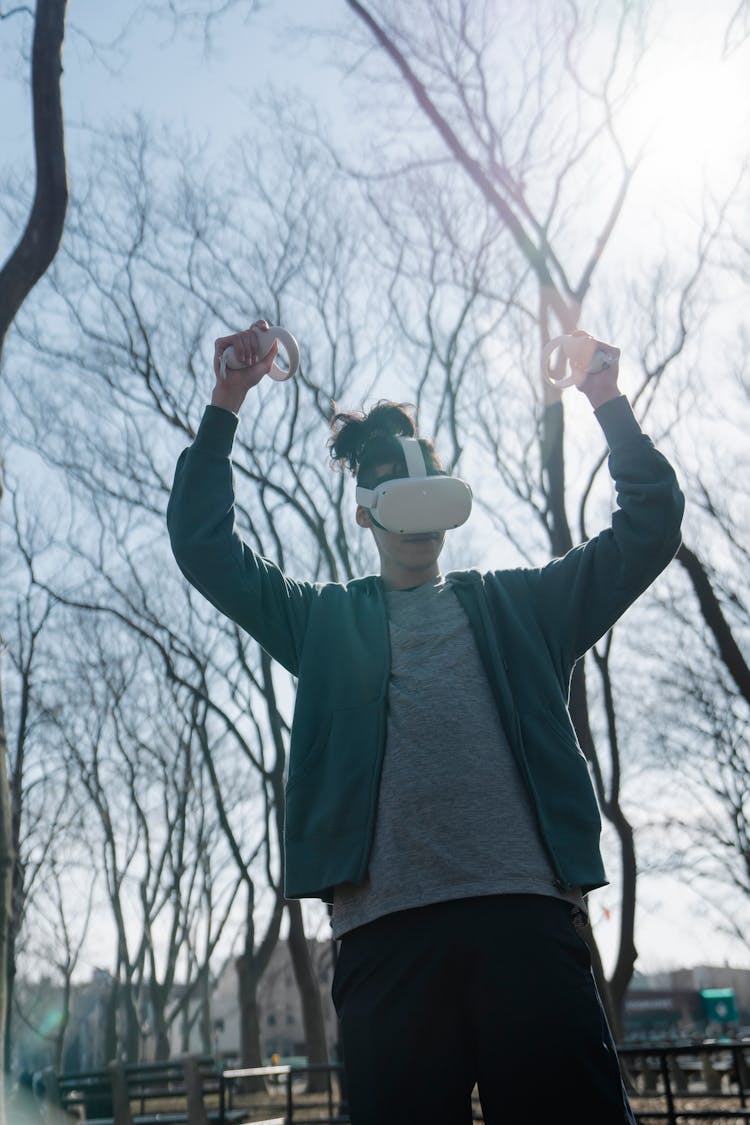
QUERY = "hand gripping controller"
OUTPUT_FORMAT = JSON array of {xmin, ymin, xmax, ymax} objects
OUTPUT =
[
  {"xmin": 219, "ymin": 325, "xmax": 300, "ymax": 382},
  {"xmin": 541, "ymin": 333, "xmax": 620, "ymax": 389}
]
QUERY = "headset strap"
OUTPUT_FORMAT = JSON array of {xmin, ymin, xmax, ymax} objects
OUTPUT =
[
  {"xmin": 397, "ymin": 436, "xmax": 428, "ymax": 478},
  {"xmin": 356, "ymin": 437, "xmax": 427, "ymax": 507}
]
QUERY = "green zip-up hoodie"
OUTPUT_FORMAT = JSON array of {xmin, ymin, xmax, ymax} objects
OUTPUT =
[{"xmin": 167, "ymin": 396, "xmax": 684, "ymax": 904}]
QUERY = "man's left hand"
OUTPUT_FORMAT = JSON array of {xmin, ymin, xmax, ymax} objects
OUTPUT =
[{"xmin": 570, "ymin": 330, "xmax": 621, "ymax": 408}]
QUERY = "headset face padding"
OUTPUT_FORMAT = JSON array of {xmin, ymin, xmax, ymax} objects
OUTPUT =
[{"xmin": 355, "ymin": 438, "xmax": 473, "ymax": 534}]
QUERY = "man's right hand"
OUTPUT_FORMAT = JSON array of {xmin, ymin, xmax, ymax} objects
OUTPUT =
[{"xmin": 211, "ymin": 320, "xmax": 280, "ymax": 414}]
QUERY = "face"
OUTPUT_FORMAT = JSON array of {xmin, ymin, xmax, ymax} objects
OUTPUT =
[{"xmin": 356, "ymin": 462, "xmax": 446, "ymax": 589}]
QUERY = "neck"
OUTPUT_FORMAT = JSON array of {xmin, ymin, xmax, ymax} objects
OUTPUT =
[{"xmin": 380, "ymin": 561, "xmax": 441, "ymax": 591}]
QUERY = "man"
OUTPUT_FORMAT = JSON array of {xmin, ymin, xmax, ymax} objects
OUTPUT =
[{"xmin": 168, "ymin": 320, "xmax": 684, "ymax": 1124}]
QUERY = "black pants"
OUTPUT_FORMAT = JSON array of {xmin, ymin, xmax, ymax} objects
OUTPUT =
[{"xmin": 332, "ymin": 894, "xmax": 636, "ymax": 1125}]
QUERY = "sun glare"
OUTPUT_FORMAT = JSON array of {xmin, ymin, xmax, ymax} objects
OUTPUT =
[{"xmin": 620, "ymin": 41, "xmax": 748, "ymax": 202}]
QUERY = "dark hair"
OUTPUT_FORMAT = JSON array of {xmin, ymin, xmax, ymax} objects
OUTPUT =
[{"xmin": 328, "ymin": 400, "xmax": 443, "ymax": 488}]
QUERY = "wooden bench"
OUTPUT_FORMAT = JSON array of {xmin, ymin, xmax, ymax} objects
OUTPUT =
[
  {"xmin": 40, "ymin": 1055, "xmax": 243, "ymax": 1125},
  {"xmin": 40, "ymin": 1056, "xmax": 348, "ymax": 1125},
  {"xmin": 39, "ymin": 1063, "xmax": 115, "ymax": 1122}
]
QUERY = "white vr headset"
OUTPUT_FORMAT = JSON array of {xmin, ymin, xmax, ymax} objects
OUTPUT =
[{"xmin": 355, "ymin": 437, "xmax": 473, "ymax": 534}]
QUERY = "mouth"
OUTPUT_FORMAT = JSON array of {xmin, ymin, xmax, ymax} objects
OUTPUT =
[{"xmin": 401, "ymin": 532, "xmax": 440, "ymax": 543}]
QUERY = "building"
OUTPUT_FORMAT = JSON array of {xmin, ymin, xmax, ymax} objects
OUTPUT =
[
  {"xmin": 624, "ymin": 966, "xmax": 750, "ymax": 1041},
  {"xmin": 208, "ymin": 938, "xmax": 340, "ymax": 1062}
]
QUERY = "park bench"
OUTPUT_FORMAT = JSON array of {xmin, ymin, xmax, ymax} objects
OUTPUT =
[{"xmin": 39, "ymin": 1054, "xmax": 248, "ymax": 1125}]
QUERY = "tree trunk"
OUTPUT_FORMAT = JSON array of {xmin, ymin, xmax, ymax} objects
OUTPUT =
[
  {"xmin": 234, "ymin": 886, "xmax": 267, "ymax": 1089},
  {"xmin": 0, "ymin": 0, "xmax": 69, "ymax": 341},
  {"xmin": 608, "ymin": 810, "xmax": 638, "ymax": 1041},
  {"xmin": 286, "ymin": 901, "xmax": 329, "ymax": 1092},
  {"xmin": 199, "ymin": 969, "xmax": 212, "ymax": 1057},
  {"xmin": 149, "ymin": 981, "xmax": 171, "ymax": 1061},
  {"xmin": 154, "ymin": 1030, "xmax": 170, "ymax": 1061},
  {"xmin": 2, "ymin": 848, "xmax": 17, "ymax": 1081},
  {"xmin": 105, "ymin": 976, "xmax": 119, "ymax": 1064},
  {"xmin": 677, "ymin": 543, "xmax": 750, "ymax": 704},
  {"xmin": 235, "ymin": 953, "xmax": 265, "ymax": 1092},
  {"xmin": 54, "ymin": 973, "xmax": 72, "ymax": 1072},
  {"xmin": 0, "ymin": 3, "xmax": 69, "ymax": 1117},
  {"xmin": 122, "ymin": 979, "xmax": 140, "ymax": 1062},
  {"xmin": 0, "ymin": 671, "xmax": 13, "ymax": 1118},
  {"xmin": 154, "ymin": 1023, "xmax": 171, "ymax": 1062}
]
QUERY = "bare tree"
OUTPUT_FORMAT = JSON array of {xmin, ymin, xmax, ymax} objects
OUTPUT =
[
  {"xmin": 2, "ymin": 116, "xmax": 376, "ymax": 1074},
  {"xmin": 637, "ymin": 274, "xmax": 750, "ymax": 958},
  {"xmin": 29, "ymin": 600, "xmax": 245, "ymax": 1062},
  {"xmin": 1, "ymin": 567, "xmax": 59, "ymax": 1075},
  {"xmin": 0, "ymin": 0, "xmax": 284, "ymax": 1099},
  {"xmin": 16, "ymin": 856, "xmax": 95, "ymax": 1073},
  {"xmin": 644, "ymin": 601, "xmax": 750, "ymax": 955},
  {"xmin": 0, "ymin": 2, "xmax": 68, "ymax": 1111},
  {"xmin": 335, "ymin": 0, "xmax": 749, "ymax": 1036}
]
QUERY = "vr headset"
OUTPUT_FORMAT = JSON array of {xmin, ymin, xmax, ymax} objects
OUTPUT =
[{"xmin": 355, "ymin": 437, "xmax": 473, "ymax": 534}]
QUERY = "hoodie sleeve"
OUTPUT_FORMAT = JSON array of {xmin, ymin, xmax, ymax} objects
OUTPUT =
[
  {"xmin": 525, "ymin": 395, "xmax": 685, "ymax": 669},
  {"xmin": 167, "ymin": 405, "xmax": 315, "ymax": 675}
]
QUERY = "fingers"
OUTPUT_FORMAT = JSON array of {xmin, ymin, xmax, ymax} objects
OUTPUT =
[
  {"xmin": 213, "ymin": 320, "xmax": 272, "ymax": 377},
  {"xmin": 231, "ymin": 327, "xmax": 262, "ymax": 367},
  {"xmin": 569, "ymin": 334, "xmax": 619, "ymax": 376}
]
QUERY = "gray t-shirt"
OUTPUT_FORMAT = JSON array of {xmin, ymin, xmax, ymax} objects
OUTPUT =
[{"xmin": 331, "ymin": 575, "xmax": 583, "ymax": 938}]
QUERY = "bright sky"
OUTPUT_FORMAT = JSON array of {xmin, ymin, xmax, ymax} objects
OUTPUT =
[
  {"xmin": 2, "ymin": 0, "xmax": 750, "ymax": 980},
  {"xmin": 618, "ymin": 4, "xmax": 749, "ymax": 199}
]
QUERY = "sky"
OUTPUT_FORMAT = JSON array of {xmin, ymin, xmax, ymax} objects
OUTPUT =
[{"xmin": 2, "ymin": 0, "xmax": 750, "ymax": 980}]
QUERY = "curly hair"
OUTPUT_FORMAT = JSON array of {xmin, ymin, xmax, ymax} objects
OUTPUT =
[{"xmin": 328, "ymin": 400, "xmax": 443, "ymax": 489}]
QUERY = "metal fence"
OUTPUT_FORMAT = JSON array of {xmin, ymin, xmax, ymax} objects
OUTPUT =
[
  {"xmin": 619, "ymin": 1040, "xmax": 750, "ymax": 1123},
  {"xmin": 219, "ymin": 1043, "xmax": 750, "ymax": 1125},
  {"xmin": 219, "ymin": 1063, "xmax": 349, "ymax": 1125}
]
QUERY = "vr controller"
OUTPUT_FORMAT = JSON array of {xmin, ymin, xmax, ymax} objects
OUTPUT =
[
  {"xmin": 220, "ymin": 325, "xmax": 300, "ymax": 382},
  {"xmin": 356, "ymin": 437, "xmax": 473, "ymax": 535},
  {"xmin": 541, "ymin": 333, "xmax": 619, "ymax": 389}
]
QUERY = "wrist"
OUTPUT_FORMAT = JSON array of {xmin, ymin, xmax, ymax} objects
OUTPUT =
[
  {"xmin": 211, "ymin": 386, "xmax": 245, "ymax": 414},
  {"xmin": 585, "ymin": 387, "xmax": 621, "ymax": 410}
]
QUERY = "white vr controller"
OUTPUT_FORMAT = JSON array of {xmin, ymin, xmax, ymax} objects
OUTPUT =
[
  {"xmin": 219, "ymin": 325, "xmax": 300, "ymax": 382},
  {"xmin": 541, "ymin": 333, "xmax": 620, "ymax": 389}
]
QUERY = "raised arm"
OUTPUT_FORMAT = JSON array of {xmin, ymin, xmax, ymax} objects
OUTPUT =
[
  {"xmin": 167, "ymin": 322, "xmax": 313, "ymax": 675},
  {"xmin": 526, "ymin": 334, "xmax": 685, "ymax": 669}
]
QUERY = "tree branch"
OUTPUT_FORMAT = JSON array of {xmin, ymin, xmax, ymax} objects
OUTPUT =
[{"xmin": 0, "ymin": 0, "xmax": 69, "ymax": 347}]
